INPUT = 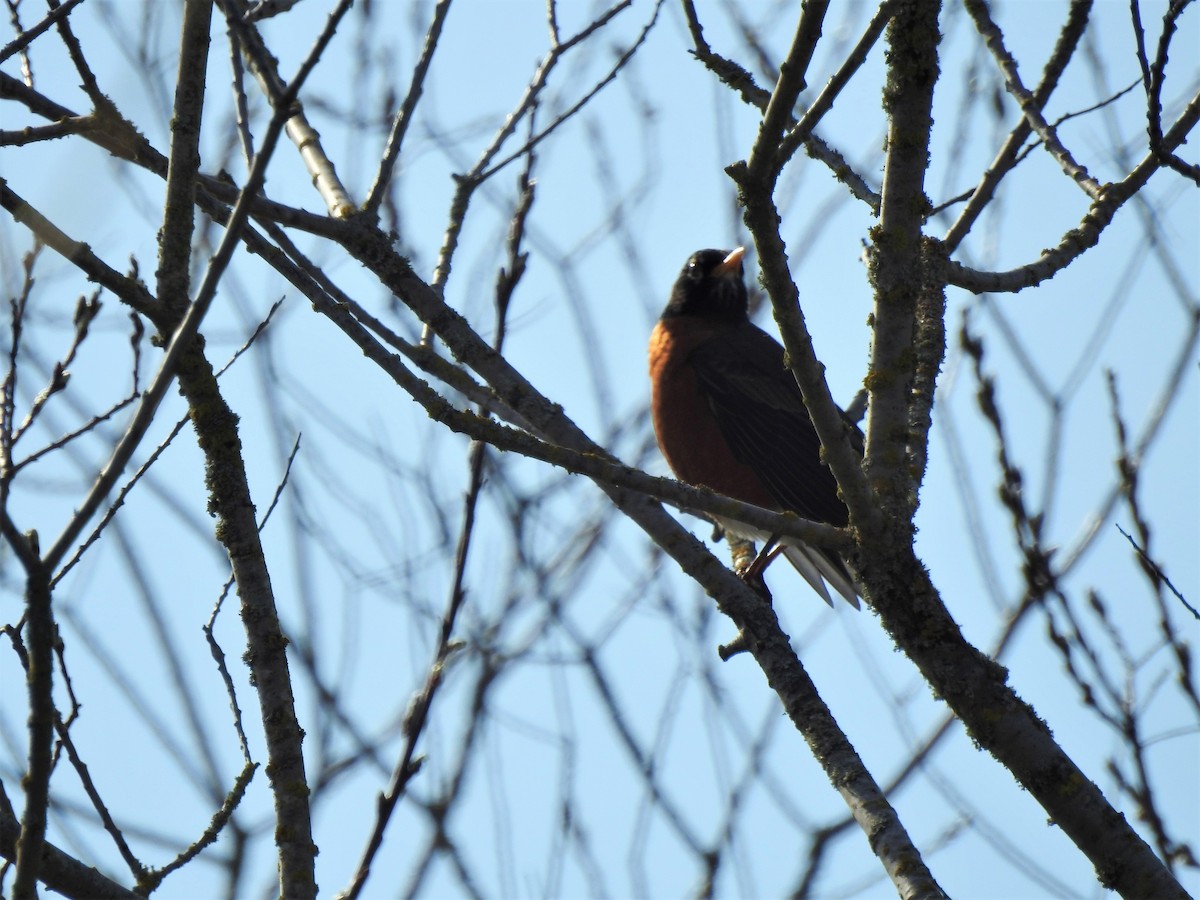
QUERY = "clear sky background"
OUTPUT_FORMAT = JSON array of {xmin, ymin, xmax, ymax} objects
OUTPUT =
[{"xmin": 1, "ymin": 1, "xmax": 1197, "ymax": 898}]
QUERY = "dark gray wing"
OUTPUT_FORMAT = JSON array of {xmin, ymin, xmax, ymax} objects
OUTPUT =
[{"xmin": 688, "ymin": 323, "xmax": 851, "ymax": 528}]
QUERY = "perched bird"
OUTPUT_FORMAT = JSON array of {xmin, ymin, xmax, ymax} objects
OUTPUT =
[{"xmin": 648, "ymin": 247, "xmax": 859, "ymax": 608}]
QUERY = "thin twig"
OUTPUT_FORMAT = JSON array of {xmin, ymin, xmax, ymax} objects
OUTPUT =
[
  {"xmin": 776, "ymin": 1, "xmax": 896, "ymax": 171},
  {"xmin": 0, "ymin": 0, "xmax": 87, "ymax": 66},
  {"xmin": 362, "ymin": 0, "xmax": 454, "ymax": 218},
  {"xmin": 1115, "ymin": 524, "xmax": 1196, "ymax": 618}
]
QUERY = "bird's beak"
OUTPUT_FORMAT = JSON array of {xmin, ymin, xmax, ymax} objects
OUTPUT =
[{"xmin": 711, "ymin": 247, "xmax": 745, "ymax": 277}]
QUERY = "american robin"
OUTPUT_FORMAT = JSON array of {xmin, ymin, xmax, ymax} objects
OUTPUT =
[{"xmin": 648, "ymin": 247, "xmax": 859, "ymax": 608}]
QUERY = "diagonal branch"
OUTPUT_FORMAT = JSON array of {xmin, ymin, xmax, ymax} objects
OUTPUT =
[
  {"xmin": 1132, "ymin": 0, "xmax": 1200, "ymax": 183},
  {"xmin": 329, "ymin": 223, "xmax": 943, "ymax": 900},
  {"xmin": 946, "ymin": 84, "xmax": 1200, "ymax": 293},
  {"xmin": 217, "ymin": 0, "xmax": 357, "ymax": 217},
  {"xmin": 361, "ymin": 0, "xmax": 454, "ymax": 218},
  {"xmin": 965, "ymin": 0, "xmax": 1103, "ymax": 198},
  {"xmin": 944, "ymin": 0, "xmax": 1094, "ymax": 251},
  {"xmin": 746, "ymin": 0, "xmax": 829, "ymax": 179},
  {"xmin": 776, "ymin": 0, "xmax": 896, "ymax": 171}
]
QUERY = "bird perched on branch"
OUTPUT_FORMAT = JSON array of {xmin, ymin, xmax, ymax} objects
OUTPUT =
[{"xmin": 648, "ymin": 247, "xmax": 859, "ymax": 608}]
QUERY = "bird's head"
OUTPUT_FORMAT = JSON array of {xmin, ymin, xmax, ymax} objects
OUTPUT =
[{"xmin": 662, "ymin": 247, "xmax": 748, "ymax": 322}]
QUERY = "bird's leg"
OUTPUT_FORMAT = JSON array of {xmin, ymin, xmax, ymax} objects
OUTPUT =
[
  {"xmin": 727, "ymin": 534, "xmax": 757, "ymax": 575},
  {"xmin": 742, "ymin": 536, "xmax": 783, "ymax": 582},
  {"xmin": 719, "ymin": 535, "xmax": 776, "ymax": 661},
  {"xmin": 726, "ymin": 535, "xmax": 778, "ymax": 598}
]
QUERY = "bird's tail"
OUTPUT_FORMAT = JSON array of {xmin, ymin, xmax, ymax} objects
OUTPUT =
[{"xmin": 782, "ymin": 544, "xmax": 861, "ymax": 609}]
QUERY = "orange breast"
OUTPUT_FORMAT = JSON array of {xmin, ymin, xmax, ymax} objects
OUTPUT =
[{"xmin": 648, "ymin": 319, "xmax": 777, "ymax": 509}]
